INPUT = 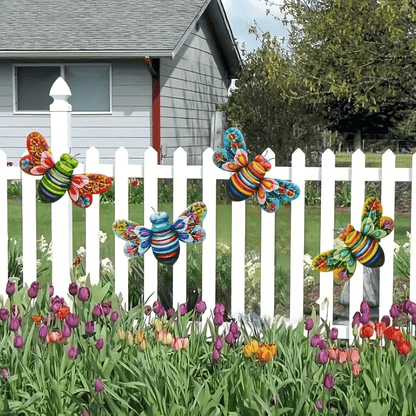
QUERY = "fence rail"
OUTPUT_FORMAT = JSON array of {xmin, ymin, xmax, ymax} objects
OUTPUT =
[{"xmin": 1, "ymin": 77, "xmax": 416, "ymax": 340}]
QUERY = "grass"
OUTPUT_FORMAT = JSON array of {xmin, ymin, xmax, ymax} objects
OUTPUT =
[
  {"xmin": 6, "ymin": 199, "xmax": 411, "ymax": 275},
  {"xmin": 336, "ymin": 152, "xmax": 413, "ymax": 167}
]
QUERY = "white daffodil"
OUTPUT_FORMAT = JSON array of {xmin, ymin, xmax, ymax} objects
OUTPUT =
[
  {"xmin": 99, "ymin": 231, "xmax": 107, "ymax": 244},
  {"xmin": 77, "ymin": 246, "xmax": 86, "ymax": 258}
]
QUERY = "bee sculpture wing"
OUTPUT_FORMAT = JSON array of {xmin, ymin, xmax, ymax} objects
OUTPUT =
[
  {"xmin": 173, "ymin": 202, "xmax": 207, "ymax": 244},
  {"xmin": 312, "ymin": 249, "xmax": 357, "ymax": 283},
  {"xmin": 19, "ymin": 132, "xmax": 55, "ymax": 175},
  {"xmin": 70, "ymin": 173, "xmax": 113, "ymax": 208},
  {"xmin": 213, "ymin": 127, "xmax": 248, "ymax": 172},
  {"xmin": 361, "ymin": 196, "xmax": 394, "ymax": 239},
  {"xmin": 257, "ymin": 179, "xmax": 301, "ymax": 213},
  {"xmin": 112, "ymin": 219, "xmax": 152, "ymax": 258}
]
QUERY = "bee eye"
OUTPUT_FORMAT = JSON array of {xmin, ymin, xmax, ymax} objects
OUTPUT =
[
  {"xmin": 255, "ymin": 155, "xmax": 264, "ymax": 163},
  {"xmin": 263, "ymin": 160, "xmax": 272, "ymax": 171}
]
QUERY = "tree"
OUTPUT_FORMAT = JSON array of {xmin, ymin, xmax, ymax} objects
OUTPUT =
[
  {"xmin": 220, "ymin": 36, "xmax": 328, "ymax": 165},
  {"xmin": 279, "ymin": 0, "xmax": 416, "ymax": 144}
]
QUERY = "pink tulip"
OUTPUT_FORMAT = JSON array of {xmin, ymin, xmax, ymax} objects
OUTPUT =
[
  {"xmin": 352, "ymin": 363, "xmax": 360, "ymax": 376},
  {"xmin": 347, "ymin": 349, "xmax": 360, "ymax": 364},
  {"xmin": 327, "ymin": 347, "xmax": 339, "ymax": 361}
]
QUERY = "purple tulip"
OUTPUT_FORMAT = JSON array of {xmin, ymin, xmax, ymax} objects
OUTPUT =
[
  {"xmin": 153, "ymin": 301, "xmax": 163, "ymax": 314},
  {"xmin": 214, "ymin": 335, "xmax": 223, "ymax": 350},
  {"xmin": 51, "ymin": 296, "xmax": 62, "ymax": 313},
  {"xmin": 66, "ymin": 313, "xmax": 79, "ymax": 329},
  {"xmin": 167, "ymin": 308, "xmax": 175, "ymax": 318},
  {"xmin": 330, "ymin": 328, "xmax": 338, "ymax": 340},
  {"xmin": 381, "ymin": 315, "xmax": 391, "ymax": 326},
  {"xmin": 390, "ymin": 304, "xmax": 400, "ymax": 319},
  {"xmin": 110, "ymin": 311, "xmax": 119, "ymax": 323},
  {"xmin": 315, "ymin": 400, "xmax": 323, "ymax": 410},
  {"xmin": 360, "ymin": 312, "xmax": 370, "ymax": 325},
  {"xmin": 144, "ymin": 305, "xmax": 152, "ymax": 315},
  {"xmin": 318, "ymin": 339, "xmax": 327, "ymax": 350},
  {"xmin": 68, "ymin": 347, "xmax": 79, "ymax": 360},
  {"xmin": 230, "ymin": 321, "xmax": 239, "ymax": 335},
  {"xmin": 95, "ymin": 379, "xmax": 104, "ymax": 392},
  {"xmin": 78, "ymin": 287, "xmax": 90, "ymax": 302},
  {"xmin": 305, "ymin": 317, "xmax": 314, "ymax": 331},
  {"xmin": 195, "ymin": 300, "xmax": 206, "ymax": 314},
  {"xmin": 157, "ymin": 307, "xmax": 167, "ymax": 317},
  {"xmin": 28, "ymin": 281, "xmax": 40, "ymax": 299},
  {"xmin": 85, "ymin": 321, "xmax": 95, "ymax": 335},
  {"xmin": 360, "ymin": 300, "xmax": 370, "ymax": 314},
  {"xmin": 352, "ymin": 312, "xmax": 361, "ymax": 327},
  {"xmin": 233, "ymin": 330, "xmax": 241, "ymax": 340},
  {"xmin": 0, "ymin": 309, "xmax": 9, "ymax": 321},
  {"xmin": 213, "ymin": 303, "xmax": 225, "ymax": 315},
  {"xmin": 92, "ymin": 304, "xmax": 102, "ymax": 317},
  {"xmin": 310, "ymin": 334, "xmax": 322, "ymax": 348},
  {"xmin": 412, "ymin": 313, "xmax": 416, "ymax": 325},
  {"xmin": 39, "ymin": 325, "xmax": 48, "ymax": 339},
  {"xmin": 62, "ymin": 324, "xmax": 71, "ymax": 338},
  {"xmin": 1, "ymin": 368, "xmax": 9, "ymax": 379},
  {"xmin": 101, "ymin": 302, "xmax": 111, "ymax": 316},
  {"xmin": 316, "ymin": 349, "xmax": 328, "ymax": 365},
  {"xmin": 96, "ymin": 339, "xmax": 104, "ymax": 350},
  {"xmin": 14, "ymin": 335, "xmax": 23, "ymax": 349},
  {"xmin": 225, "ymin": 331, "xmax": 234, "ymax": 344},
  {"xmin": 212, "ymin": 349, "xmax": 220, "ymax": 361},
  {"xmin": 49, "ymin": 285, "xmax": 54, "ymax": 296},
  {"xmin": 323, "ymin": 374, "xmax": 334, "ymax": 389},
  {"xmin": 68, "ymin": 283, "xmax": 78, "ymax": 296},
  {"xmin": 179, "ymin": 303, "xmax": 187, "ymax": 316},
  {"xmin": 409, "ymin": 303, "xmax": 416, "ymax": 316},
  {"xmin": 5, "ymin": 281, "xmax": 15, "ymax": 297},
  {"xmin": 81, "ymin": 412, "xmax": 89, "ymax": 416},
  {"xmin": 10, "ymin": 316, "xmax": 21, "ymax": 332},
  {"xmin": 213, "ymin": 313, "xmax": 224, "ymax": 326}
]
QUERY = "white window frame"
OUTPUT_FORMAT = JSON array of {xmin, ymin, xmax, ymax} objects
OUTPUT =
[{"xmin": 12, "ymin": 63, "xmax": 113, "ymax": 115}]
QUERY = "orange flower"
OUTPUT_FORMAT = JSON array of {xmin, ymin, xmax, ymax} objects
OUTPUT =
[
  {"xmin": 32, "ymin": 315, "xmax": 43, "ymax": 324},
  {"xmin": 375, "ymin": 322, "xmax": 387, "ymax": 338},
  {"xmin": 339, "ymin": 225, "xmax": 354, "ymax": 241},
  {"xmin": 257, "ymin": 346, "xmax": 273, "ymax": 362},
  {"xmin": 327, "ymin": 347, "xmax": 339, "ymax": 361},
  {"xmin": 360, "ymin": 324, "xmax": 374, "ymax": 339},
  {"xmin": 243, "ymin": 340, "xmax": 260, "ymax": 357},
  {"xmin": 316, "ymin": 258, "xmax": 328, "ymax": 272},
  {"xmin": 56, "ymin": 305, "xmax": 70, "ymax": 319}
]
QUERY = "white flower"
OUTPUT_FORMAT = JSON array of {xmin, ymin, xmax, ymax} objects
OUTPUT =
[
  {"xmin": 15, "ymin": 256, "xmax": 23, "ymax": 266},
  {"xmin": 99, "ymin": 231, "xmax": 107, "ymax": 244},
  {"xmin": 393, "ymin": 242, "xmax": 400, "ymax": 258},
  {"xmin": 37, "ymin": 235, "xmax": 48, "ymax": 253},
  {"xmin": 303, "ymin": 254, "xmax": 313, "ymax": 266},
  {"xmin": 77, "ymin": 246, "xmax": 86, "ymax": 258},
  {"xmin": 77, "ymin": 275, "xmax": 87, "ymax": 285},
  {"xmin": 101, "ymin": 257, "xmax": 114, "ymax": 276},
  {"xmin": 403, "ymin": 242, "xmax": 411, "ymax": 255},
  {"xmin": 36, "ymin": 259, "xmax": 41, "ymax": 268}
]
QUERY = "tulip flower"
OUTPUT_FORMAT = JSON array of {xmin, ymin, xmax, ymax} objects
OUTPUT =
[
  {"xmin": 14, "ymin": 335, "xmax": 23, "ymax": 349},
  {"xmin": 195, "ymin": 300, "xmax": 206, "ymax": 314},
  {"xmin": 381, "ymin": 315, "xmax": 391, "ymax": 327},
  {"xmin": 315, "ymin": 401, "xmax": 323, "ymax": 410},
  {"xmin": 62, "ymin": 324, "xmax": 71, "ymax": 338},
  {"xmin": 225, "ymin": 331, "xmax": 234, "ymax": 345},
  {"xmin": 153, "ymin": 301, "xmax": 163, "ymax": 314},
  {"xmin": 397, "ymin": 340, "xmax": 411, "ymax": 355},
  {"xmin": 179, "ymin": 303, "xmax": 187, "ymax": 316},
  {"xmin": 49, "ymin": 285, "xmax": 54, "ymax": 296},
  {"xmin": 1, "ymin": 368, "xmax": 9, "ymax": 379},
  {"xmin": 390, "ymin": 304, "xmax": 400, "ymax": 319},
  {"xmin": 360, "ymin": 300, "xmax": 370, "ymax": 314},
  {"xmin": 327, "ymin": 347, "xmax": 339, "ymax": 361},
  {"xmin": 157, "ymin": 307, "xmax": 167, "ymax": 317},
  {"xmin": 5, "ymin": 281, "xmax": 15, "ymax": 297},
  {"xmin": 66, "ymin": 313, "xmax": 79, "ymax": 329},
  {"xmin": 0, "ymin": 309, "xmax": 9, "ymax": 321},
  {"xmin": 39, "ymin": 325, "xmax": 48, "ymax": 340},
  {"xmin": 338, "ymin": 350, "xmax": 348, "ymax": 364},
  {"xmin": 101, "ymin": 302, "xmax": 111, "ymax": 316},
  {"xmin": 94, "ymin": 379, "xmax": 104, "ymax": 392},
  {"xmin": 56, "ymin": 305, "xmax": 70, "ymax": 319},
  {"xmin": 352, "ymin": 363, "xmax": 360, "ymax": 376},
  {"xmin": 347, "ymin": 349, "xmax": 360, "ymax": 364},
  {"xmin": 213, "ymin": 303, "xmax": 225, "ymax": 315},
  {"xmin": 359, "ymin": 312, "xmax": 370, "ymax": 325},
  {"xmin": 316, "ymin": 349, "xmax": 328, "ymax": 365},
  {"xmin": 10, "ymin": 316, "xmax": 21, "ymax": 332},
  {"xmin": 213, "ymin": 313, "xmax": 224, "ymax": 326},
  {"xmin": 110, "ymin": 311, "xmax": 119, "ymax": 323},
  {"xmin": 323, "ymin": 374, "xmax": 334, "ymax": 389},
  {"xmin": 11, "ymin": 305, "xmax": 19, "ymax": 316},
  {"xmin": 360, "ymin": 324, "xmax": 374, "ymax": 339},
  {"xmin": 144, "ymin": 305, "xmax": 152, "ymax": 315},
  {"xmin": 352, "ymin": 311, "xmax": 361, "ymax": 327},
  {"xmin": 167, "ymin": 308, "xmax": 175, "ymax": 318},
  {"xmin": 310, "ymin": 334, "xmax": 321, "ymax": 348},
  {"xmin": 375, "ymin": 322, "xmax": 387, "ymax": 338},
  {"xmin": 214, "ymin": 335, "xmax": 223, "ymax": 350},
  {"xmin": 68, "ymin": 282, "xmax": 78, "ymax": 296},
  {"xmin": 68, "ymin": 347, "xmax": 79, "ymax": 359},
  {"xmin": 78, "ymin": 287, "xmax": 90, "ymax": 302},
  {"xmin": 318, "ymin": 339, "xmax": 327, "ymax": 350},
  {"xmin": 85, "ymin": 321, "xmax": 95, "ymax": 335},
  {"xmin": 28, "ymin": 281, "xmax": 40, "ymax": 299},
  {"xmin": 51, "ymin": 296, "xmax": 63, "ymax": 313},
  {"xmin": 305, "ymin": 317, "xmax": 314, "ymax": 331},
  {"xmin": 330, "ymin": 328, "xmax": 338, "ymax": 340},
  {"xmin": 96, "ymin": 339, "xmax": 104, "ymax": 350},
  {"xmin": 92, "ymin": 304, "xmax": 102, "ymax": 317},
  {"xmin": 212, "ymin": 349, "xmax": 220, "ymax": 361}
]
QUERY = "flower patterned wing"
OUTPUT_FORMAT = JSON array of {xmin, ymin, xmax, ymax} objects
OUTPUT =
[
  {"xmin": 312, "ymin": 249, "xmax": 356, "ymax": 283},
  {"xmin": 20, "ymin": 132, "xmax": 55, "ymax": 175},
  {"xmin": 213, "ymin": 127, "xmax": 248, "ymax": 171},
  {"xmin": 113, "ymin": 220, "xmax": 152, "ymax": 257},
  {"xmin": 173, "ymin": 202, "xmax": 207, "ymax": 243},
  {"xmin": 70, "ymin": 173, "xmax": 113, "ymax": 208},
  {"xmin": 361, "ymin": 196, "xmax": 394, "ymax": 238},
  {"xmin": 257, "ymin": 179, "xmax": 301, "ymax": 213}
]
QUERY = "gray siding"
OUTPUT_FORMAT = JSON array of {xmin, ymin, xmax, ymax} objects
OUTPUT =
[
  {"xmin": 160, "ymin": 13, "xmax": 230, "ymax": 165},
  {"xmin": 0, "ymin": 61, "xmax": 151, "ymax": 165}
]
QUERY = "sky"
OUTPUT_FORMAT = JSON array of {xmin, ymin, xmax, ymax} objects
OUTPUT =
[{"xmin": 221, "ymin": 0, "xmax": 289, "ymax": 54}]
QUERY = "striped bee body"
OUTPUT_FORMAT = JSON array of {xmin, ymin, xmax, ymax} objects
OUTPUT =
[
  {"xmin": 227, "ymin": 159, "xmax": 266, "ymax": 202},
  {"xmin": 341, "ymin": 227, "xmax": 385, "ymax": 268},
  {"xmin": 38, "ymin": 154, "xmax": 78, "ymax": 203},
  {"xmin": 150, "ymin": 213, "xmax": 180, "ymax": 266}
]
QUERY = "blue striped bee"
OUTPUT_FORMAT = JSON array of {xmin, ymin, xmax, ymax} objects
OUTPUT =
[
  {"xmin": 19, "ymin": 132, "xmax": 113, "ymax": 207},
  {"xmin": 312, "ymin": 197, "xmax": 394, "ymax": 283},
  {"xmin": 213, "ymin": 127, "xmax": 300, "ymax": 213},
  {"xmin": 113, "ymin": 202, "xmax": 207, "ymax": 266}
]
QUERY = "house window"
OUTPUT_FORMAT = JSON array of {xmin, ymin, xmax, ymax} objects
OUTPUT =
[{"xmin": 14, "ymin": 64, "xmax": 111, "ymax": 113}]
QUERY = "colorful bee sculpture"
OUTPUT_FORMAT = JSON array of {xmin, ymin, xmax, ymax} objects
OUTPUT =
[
  {"xmin": 113, "ymin": 202, "xmax": 207, "ymax": 266},
  {"xmin": 312, "ymin": 197, "xmax": 394, "ymax": 283},
  {"xmin": 213, "ymin": 127, "xmax": 300, "ymax": 213},
  {"xmin": 20, "ymin": 132, "xmax": 113, "ymax": 208}
]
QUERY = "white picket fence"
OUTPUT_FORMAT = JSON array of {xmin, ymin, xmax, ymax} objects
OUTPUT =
[{"xmin": 2, "ymin": 77, "xmax": 416, "ymax": 340}]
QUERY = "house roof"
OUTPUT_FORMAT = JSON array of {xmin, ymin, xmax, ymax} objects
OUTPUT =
[{"xmin": 0, "ymin": 0, "xmax": 241, "ymax": 77}]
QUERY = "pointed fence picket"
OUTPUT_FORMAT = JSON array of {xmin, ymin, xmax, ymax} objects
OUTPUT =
[{"xmin": 3, "ymin": 77, "xmax": 416, "ymax": 340}]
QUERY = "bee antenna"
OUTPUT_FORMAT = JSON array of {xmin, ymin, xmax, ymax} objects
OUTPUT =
[
  {"xmin": 73, "ymin": 153, "xmax": 81, "ymax": 158},
  {"xmin": 151, "ymin": 207, "xmax": 156, "ymax": 213}
]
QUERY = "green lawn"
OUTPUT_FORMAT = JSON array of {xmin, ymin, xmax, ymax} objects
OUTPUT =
[
  {"xmin": 7, "ymin": 199, "xmax": 411, "ymax": 276},
  {"xmin": 336, "ymin": 152, "xmax": 413, "ymax": 167}
]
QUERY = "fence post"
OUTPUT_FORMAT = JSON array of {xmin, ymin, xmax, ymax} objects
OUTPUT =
[
  {"xmin": 0, "ymin": 151, "xmax": 7, "ymax": 297},
  {"xmin": 49, "ymin": 77, "xmax": 72, "ymax": 303}
]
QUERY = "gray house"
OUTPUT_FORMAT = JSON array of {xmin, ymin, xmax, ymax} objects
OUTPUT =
[{"xmin": 0, "ymin": 0, "xmax": 241, "ymax": 165}]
